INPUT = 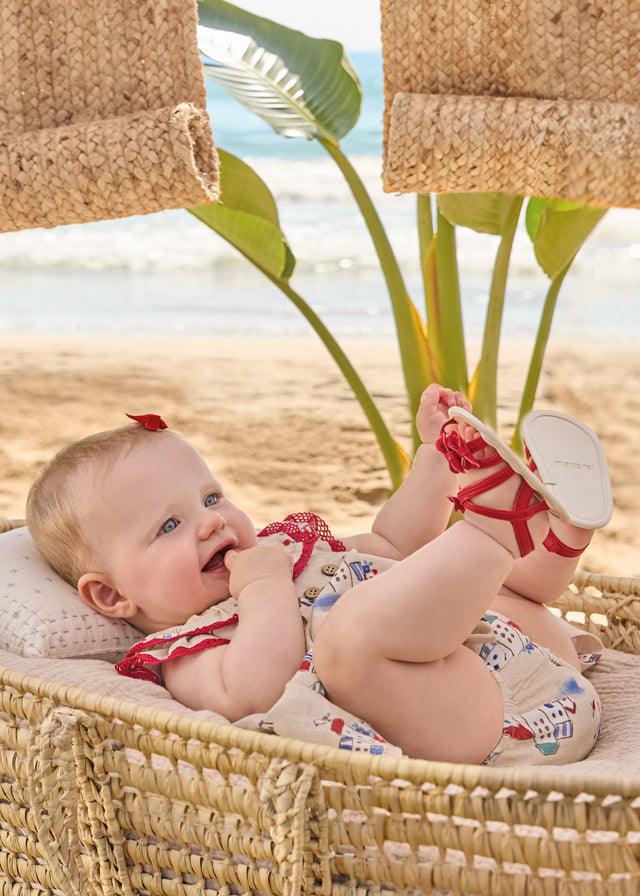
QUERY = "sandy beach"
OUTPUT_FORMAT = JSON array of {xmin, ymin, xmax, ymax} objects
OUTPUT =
[{"xmin": 0, "ymin": 333, "xmax": 638, "ymax": 578}]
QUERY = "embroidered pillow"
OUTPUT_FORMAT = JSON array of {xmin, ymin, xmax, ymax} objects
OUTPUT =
[{"xmin": 0, "ymin": 526, "xmax": 142, "ymax": 660}]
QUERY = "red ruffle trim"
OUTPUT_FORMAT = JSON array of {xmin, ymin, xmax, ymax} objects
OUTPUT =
[{"xmin": 114, "ymin": 614, "xmax": 238, "ymax": 683}]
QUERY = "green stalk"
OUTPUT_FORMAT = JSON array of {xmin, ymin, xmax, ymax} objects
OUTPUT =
[
  {"xmin": 417, "ymin": 194, "xmax": 442, "ymax": 381},
  {"xmin": 232, "ymin": 264, "xmax": 407, "ymax": 492},
  {"xmin": 471, "ymin": 197, "xmax": 524, "ymax": 428},
  {"xmin": 434, "ymin": 209, "xmax": 468, "ymax": 392},
  {"xmin": 318, "ymin": 136, "xmax": 431, "ymax": 450},
  {"xmin": 511, "ymin": 261, "xmax": 571, "ymax": 454}
]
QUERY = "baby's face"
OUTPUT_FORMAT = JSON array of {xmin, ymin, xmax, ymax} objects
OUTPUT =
[{"xmin": 89, "ymin": 434, "xmax": 258, "ymax": 631}]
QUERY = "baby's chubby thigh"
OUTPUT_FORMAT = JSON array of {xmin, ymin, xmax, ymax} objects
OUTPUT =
[{"xmin": 312, "ymin": 614, "xmax": 504, "ymax": 764}]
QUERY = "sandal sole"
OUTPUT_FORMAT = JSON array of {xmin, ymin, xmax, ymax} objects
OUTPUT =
[{"xmin": 521, "ymin": 410, "xmax": 612, "ymax": 529}]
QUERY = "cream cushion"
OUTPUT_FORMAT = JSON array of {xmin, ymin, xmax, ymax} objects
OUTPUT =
[{"xmin": 0, "ymin": 526, "xmax": 142, "ymax": 660}]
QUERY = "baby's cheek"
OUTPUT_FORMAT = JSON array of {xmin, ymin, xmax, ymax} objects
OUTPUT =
[{"xmin": 236, "ymin": 511, "xmax": 259, "ymax": 545}]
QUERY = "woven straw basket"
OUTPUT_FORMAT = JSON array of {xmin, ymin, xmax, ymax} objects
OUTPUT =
[
  {"xmin": 1, "ymin": 521, "xmax": 639, "ymax": 895},
  {"xmin": 381, "ymin": 0, "xmax": 640, "ymax": 207},
  {"xmin": 0, "ymin": 0, "xmax": 219, "ymax": 233}
]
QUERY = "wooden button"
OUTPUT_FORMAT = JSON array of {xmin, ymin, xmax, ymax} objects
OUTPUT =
[
  {"xmin": 304, "ymin": 586, "xmax": 321, "ymax": 599},
  {"xmin": 321, "ymin": 563, "xmax": 339, "ymax": 576}
]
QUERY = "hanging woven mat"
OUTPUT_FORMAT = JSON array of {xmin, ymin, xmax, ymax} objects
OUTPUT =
[
  {"xmin": 381, "ymin": 0, "xmax": 640, "ymax": 207},
  {"xmin": 0, "ymin": 0, "xmax": 219, "ymax": 233}
]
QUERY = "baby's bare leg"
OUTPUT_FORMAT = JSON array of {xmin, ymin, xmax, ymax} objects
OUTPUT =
[
  {"xmin": 313, "ymin": 520, "xmax": 515, "ymax": 762},
  {"xmin": 503, "ymin": 518, "xmax": 593, "ymax": 605},
  {"xmin": 316, "ymin": 431, "xmax": 545, "ymax": 665},
  {"xmin": 323, "ymin": 641, "xmax": 505, "ymax": 763},
  {"xmin": 319, "ymin": 520, "xmax": 513, "ymax": 664},
  {"xmin": 312, "ymin": 522, "xmax": 511, "ymax": 762},
  {"xmin": 313, "ymin": 432, "xmax": 548, "ymax": 763}
]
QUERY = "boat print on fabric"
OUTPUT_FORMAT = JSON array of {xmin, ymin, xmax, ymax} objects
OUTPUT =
[
  {"xmin": 503, "ymin": 694, "xmax": 577, "ymax": 756},
  {"xmin": 298, "ymin": 651, "xmax": 327, "ymax": 694},
  {"xmin": 579, "ymin": 651, "xmax": 602, "ymax": 667},
  {"xmin": 313, "ymin": 712, "xmax": 387, "ymax": 755}
]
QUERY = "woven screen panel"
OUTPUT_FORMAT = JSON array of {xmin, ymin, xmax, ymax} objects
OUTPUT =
[
  {"xmin": 381, "ymin": 0, "xmax": 640, "ymax": 207},
  {"xmin": 0, "ymin": 0, "xmax": 220, "ymax": 232}
]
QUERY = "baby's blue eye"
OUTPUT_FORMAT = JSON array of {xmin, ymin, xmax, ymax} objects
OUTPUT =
[
  {"xmin": 204, "ymin": 493, "xmax": 220, "ymax": 507},
  {"xmin": 160, "ymin": 518, "xmax": 178, "ymax": 534}
]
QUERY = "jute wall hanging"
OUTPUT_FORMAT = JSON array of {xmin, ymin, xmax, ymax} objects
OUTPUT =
[
  {"xmin": 0, "ymin": 0, "xmax": 220, "ymax": 233},
  {"xmin": 381, "ymin": 0, "xmax": 640, "ymax": 207}
]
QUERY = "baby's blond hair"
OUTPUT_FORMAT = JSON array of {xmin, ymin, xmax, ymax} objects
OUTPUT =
[{"xmin": 26, "ymin": 425, "xmax": 162, "ymax": 587}]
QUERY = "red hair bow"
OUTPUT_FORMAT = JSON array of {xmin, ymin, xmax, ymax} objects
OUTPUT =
[{"xmin": 126, "ymin": 413, "xmax": 168, "ymax": 431}]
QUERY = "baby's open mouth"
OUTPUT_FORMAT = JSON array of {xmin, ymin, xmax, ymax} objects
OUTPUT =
[{"xmin": 201, "ymin": 541, "xmax": 234, "ymax": 573}]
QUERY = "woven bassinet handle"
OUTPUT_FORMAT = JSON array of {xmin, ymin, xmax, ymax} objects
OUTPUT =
[
  {"xmin": 258, "ymin": 757, "xmax": 333, "ymax": 896},
  {"xmin": 26, "ymin": 705, "xmax": 134, "ymax": 896},
  {"xmin": 0, "ymin": 103, "xmax": 219, "ymax": 233}
]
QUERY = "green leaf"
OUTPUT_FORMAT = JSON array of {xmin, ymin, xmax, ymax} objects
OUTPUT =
[
  {"xmin": 525, "ymin": 197, "xmax": 546, "ymax": 241},
  {"xmin": 189, "ymin": 148, "xmax": 295, "ymax": 280},
  {"xmin": 438, "ymin": 192, "xmax": 518, "ymax": 235},
  {"xmin": 197, "ymin": 0, "xmax": 361, "ymax": 143},
  {"xmin": 527, "ymin": 199, "xmax": 607, "ymax": 279},
  {"xmin": 525, "ymin": 197, "xmax": 587, "ymax": 243}
]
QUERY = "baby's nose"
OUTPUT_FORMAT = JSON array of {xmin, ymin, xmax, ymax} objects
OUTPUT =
[{"xmin": 198, "ymin": 511, "xmax": 225, "ymax": 539}]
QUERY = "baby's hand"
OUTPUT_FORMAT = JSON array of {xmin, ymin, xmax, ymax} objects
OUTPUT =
[
  {"xmin": 417, "ymin": 383, "xmax": 472, "ymax": 444},
  {"xmin": 224, "ymin": 544, "xmax": 294, "ymax": 599}
]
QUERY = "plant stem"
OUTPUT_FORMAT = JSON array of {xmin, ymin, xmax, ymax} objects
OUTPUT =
[
  {"xmin": 258, "ymin": 268, "xmax": 410, "ymax": 488},
  {"xmin": 472, "ymin": 196, "xmax": 524, "ymax": 428},
  {"xmin": 434, "ymin": 208, "xmax": 468, "ymax": 392},
  {"xmin": 417, "ymin": 194, "xmax": 442, "ymax": 381},
  {"xmin": 511, "ymin": 261, "xmax": 571, "ymax": 454},
  {"xmin": 318, "ymin": 137, "xmax": 431, "ymax": 450}
]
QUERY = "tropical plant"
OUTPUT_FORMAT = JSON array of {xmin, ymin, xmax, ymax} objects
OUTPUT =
[{"xmin": 192, "ymin": 0, "xmax": 607, "ymax": 490}]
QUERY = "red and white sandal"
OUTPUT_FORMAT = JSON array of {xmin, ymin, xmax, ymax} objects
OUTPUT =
[
  {"xmin": 436, "ymin": 407, "xmax": 613, "ymax": 556},
  {"xmin": 435, "ymin": 419, "xmax": 549, "ymax": 557}
]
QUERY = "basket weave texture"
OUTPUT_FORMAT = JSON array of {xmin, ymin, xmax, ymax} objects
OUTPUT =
[
  {"xmin": 0, "ymin": 0, "xmax": 219, "ymax": 232},
  {"xmin": 381, "ymin": 0, "xmax": 640, "ymax": 207},
  {"xmin": 1, "ymin": 519, "xmax": 640, "ymax": 895}
]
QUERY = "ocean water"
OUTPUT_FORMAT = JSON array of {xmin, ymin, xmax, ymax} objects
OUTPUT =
[{"xmin": 1, "ymin": 52, "xmax": 640, "ymax": 343}]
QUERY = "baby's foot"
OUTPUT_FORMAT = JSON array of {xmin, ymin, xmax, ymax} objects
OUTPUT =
[{"xmin": 453, "ymin": 421, "xmax": 548, "ymax": 558}]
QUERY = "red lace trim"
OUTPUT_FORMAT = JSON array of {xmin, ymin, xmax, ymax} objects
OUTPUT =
[{"xmin": 257, "ymin": 512, "xmax": 346, "ymax": 578}]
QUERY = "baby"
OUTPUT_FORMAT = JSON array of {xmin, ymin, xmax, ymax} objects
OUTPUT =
[{"xmin": 26, "ymin": 386, "xmax": 608, "ymax": 765}]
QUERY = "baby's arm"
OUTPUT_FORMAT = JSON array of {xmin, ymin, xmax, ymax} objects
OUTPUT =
[
  {"xmin": 342, "ymin": 385, "xmax": 471, "ymax": 559},
  {"xmin": 163, "ymin": 545, "xmax": 304, "ymax": 722}
]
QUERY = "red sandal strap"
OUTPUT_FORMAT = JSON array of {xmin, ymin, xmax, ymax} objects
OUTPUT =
[
  {"xmin": 542, "ymin": 529, "xmax": 586, "ymax": 558},
  {"xmin": 452, "ymin": 479, "xmax": 547, "ymax": 523},
  {"xmin": 450, "ymin": 462, "xmax": 514, "ymax": 506},
  {"xmin": 450, "ymin": 466, "xmax": 548, "ymax": 557}
]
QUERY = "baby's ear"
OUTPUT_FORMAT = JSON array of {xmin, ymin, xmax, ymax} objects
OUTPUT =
[{"xmin": 77, "ymin": 573, "xmax": 137, "ymax": 619}]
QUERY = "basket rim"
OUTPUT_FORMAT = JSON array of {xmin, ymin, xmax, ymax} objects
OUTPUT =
[{"xmin": 1, "ymin": 661, "xmax": 638, "ymax": 799}]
